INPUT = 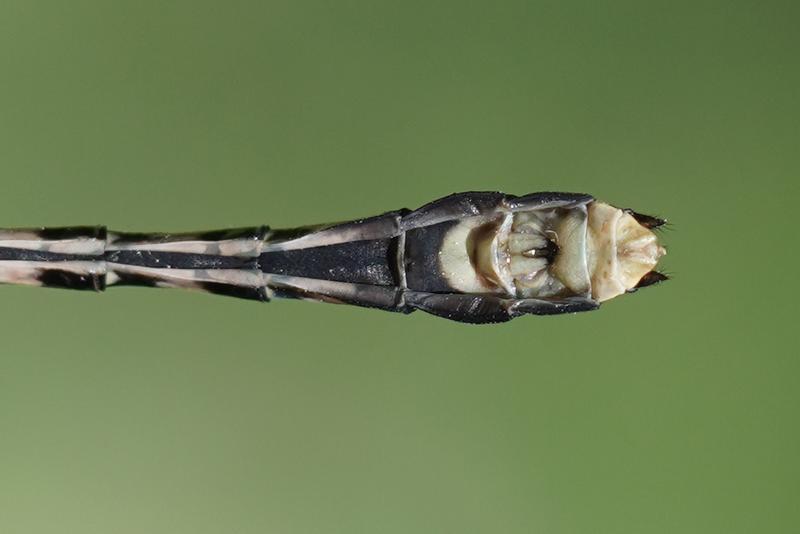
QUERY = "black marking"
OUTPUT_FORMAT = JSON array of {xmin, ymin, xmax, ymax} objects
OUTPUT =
[
  {"xmin": 404, "ymin": 292, "xmax": 599, "ymax": 324},
  {"xmin": 0, "ymin": 247, "xmax": 100, "ymax": 262},
  {"xmin": 628, "ymin": 271, "xmax": 669, "ymax": 293},
  {"xmin": 268, "ymin": 280, "xmax": 406, "ymax": 312},
  {"xmin": 198, "ymin": 282, "xmax": 268, "ymax": 302},
  {"xmin": 105, "ymin": 250, "xmax": 257, "ymax": 270},
  {"xmin": 538, "ymin": 238, "xmax": 560, "ymax": 262},
  {"xmin": 36, "ymin": 226, "xmax": 106, "ymax": 241},
  {"xmin": 507, "ymin": 191, "xmax": 594, "ymax": 209},
  {"xmin": 405, "ymin": 292, "xmax": 513, "ymax": 324},
  {"xmin": 194, "ymin": 226, "xmax": 267, "ymax": 242},
  {"xmin": 624, "ymin": 209, "xmax": 667, "ymax": 229},
  {"xmin": 508, "ymin": 297, "xmax": 599, "ymax": 316},
  {"xmin": 37, "ymin": 269, "xmax": 105, "ymax": 291},
  {"xmin": 0, "ymin": 248, "xmax": 259, "ymax": 270},
  {"xmin": 261, "ymin": 239, "xmax": 396, "ymax": 286},
  {"xmin": 108, "ymin": 271, "xmax": 161, "ymax": 288},
  {"xmin": 270, "ymin": 286, "xmax": 306, "ymax": 301},
  {"xmin": 403, "ymin": 220, "xmax": 459, "ymax": 293}
]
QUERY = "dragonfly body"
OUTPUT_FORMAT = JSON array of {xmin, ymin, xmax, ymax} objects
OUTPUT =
[{"xmin": 0, "ymin": 191, "xmax": 667, "ymax": 323}]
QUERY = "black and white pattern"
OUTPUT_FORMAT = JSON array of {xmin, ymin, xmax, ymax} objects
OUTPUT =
[{"xmin": 0, "ymin": 192, "xmax": 667, "ymax": 323}]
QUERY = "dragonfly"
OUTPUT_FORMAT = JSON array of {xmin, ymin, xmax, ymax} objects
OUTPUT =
[{"xmin": 0, "ymin": 191, "xmax": 667, "ymax": 323}]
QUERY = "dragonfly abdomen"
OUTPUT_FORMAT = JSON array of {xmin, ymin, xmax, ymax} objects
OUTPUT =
[{"xmin": 0, "ymin": 191, "xmax": 668, "ymax": 323}]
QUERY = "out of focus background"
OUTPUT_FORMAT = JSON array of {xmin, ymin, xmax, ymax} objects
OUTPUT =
[{"xmin": 0, "ymin": 2, "xmax": 797, "ymax": 533}]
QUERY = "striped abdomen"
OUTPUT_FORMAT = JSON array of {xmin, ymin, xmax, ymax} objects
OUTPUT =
[{"xmin": 0, "ymin": 226, "xmax": 271, "ymax": 300}]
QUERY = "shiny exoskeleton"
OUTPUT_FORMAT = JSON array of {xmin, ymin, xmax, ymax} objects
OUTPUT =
[{"xmin": 0, "ymin": 191, "xmax": 667, "ymax": 323}]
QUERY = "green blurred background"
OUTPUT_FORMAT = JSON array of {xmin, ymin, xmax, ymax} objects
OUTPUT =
[{"xmin": 0, "ymin": 1, "xmax": 797, "ymax": 533}]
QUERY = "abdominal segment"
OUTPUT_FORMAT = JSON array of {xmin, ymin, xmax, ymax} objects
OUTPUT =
[{"xmin": 406, "ymin": 205, "xmax": 591, "ymax": 301}]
